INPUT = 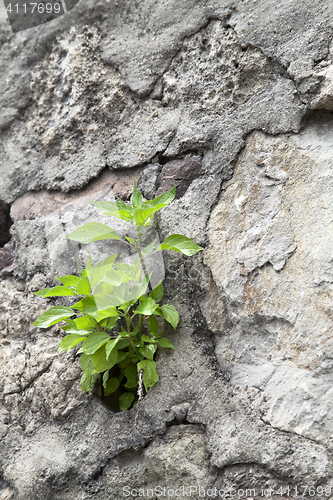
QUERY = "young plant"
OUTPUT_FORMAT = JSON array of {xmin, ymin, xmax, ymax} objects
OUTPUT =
[{"xmin": 31, "ymin": 183, "xmax": 202, "ymax": 410}]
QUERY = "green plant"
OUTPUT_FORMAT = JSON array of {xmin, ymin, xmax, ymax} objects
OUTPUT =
[{"xmin": 31, "ymin": 183, "xmax": 202, "ymax": 410}]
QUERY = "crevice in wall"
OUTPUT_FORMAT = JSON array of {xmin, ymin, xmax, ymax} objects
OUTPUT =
[
  {"xmin": 158, "ymin": 148, "xmax": 205, "ymax": 165},
  {"xmin": 186, "ymin": 286, "xmax": 230, "ymax": 378},
  {"xmin": 3, "ymin": 360, "xmax": 54, "ymax": 398},
  {"xmin": 0, "ymin": 201, "xmax": 13, "ymax": 248}
]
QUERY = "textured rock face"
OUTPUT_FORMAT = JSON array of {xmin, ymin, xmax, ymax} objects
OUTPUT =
[
  {"xmin": 205, "ymin": 114, "xmax": 333, "ymax": 446},
  {"xmin": 0, "ymin": 11, "xmax": 306, "ymax": 203},
  {"xmin": 2, "ymin": 0, "xmax": 333, "ymax": 498}
]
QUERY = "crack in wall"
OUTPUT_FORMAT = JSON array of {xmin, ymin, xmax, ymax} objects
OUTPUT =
[
  {"xmin": 258, "ymin": 414, "xmax": 326, "ymax": 448},
  {"xmin": 3, "ymin": 360, "xmax": 54, "ymax": 397}
]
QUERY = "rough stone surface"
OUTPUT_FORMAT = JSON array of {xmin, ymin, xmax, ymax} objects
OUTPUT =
[
  {"xmin": 0, "ymin": 11, "xmax": 306, "ymax": 204},
  {"xmin": 102, "ymin": 425, "xmax": 217, "ymax": 499},
  {"xmin": 2, "ymin": 0, "xmax": 333, "ymax": 498},
  {"xmin": 206, "ymin": 113, "xmax": 333, "ymax": 447}
]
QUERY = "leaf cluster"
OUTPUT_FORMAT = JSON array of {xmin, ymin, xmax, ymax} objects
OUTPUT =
[{"xmin": 31, "ymin": 183, "xmax": 202, "ymax": 410}]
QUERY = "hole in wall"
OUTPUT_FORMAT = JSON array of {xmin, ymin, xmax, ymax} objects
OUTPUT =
[
  {"xmin": 91, "ymin": 367, "xmax": 122, "ymax": 413},
  {"xmin": 0, "ymin": 201, "xmax": 13, "ymax": 247}
]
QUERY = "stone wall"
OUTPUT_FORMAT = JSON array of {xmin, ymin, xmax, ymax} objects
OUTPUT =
[{"xmin": 1, "ymin": 0, "xmax": 333, "ymax": 498}]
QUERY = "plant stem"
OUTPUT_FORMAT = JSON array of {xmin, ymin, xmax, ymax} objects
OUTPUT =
[
  {"xmin": 125, "ymin": 312, "xmax": 139, "ymax": 356},
  {"xmin": 135, "ymin": 226, "xmax": 152, "ymax": 292},
  {"xmin": 128, "ymin": 336, "xmax": 139, "ymax": 357},
  {"xmin": 138, "ymin": 314, "xmax": 143, "ymax": 336}
]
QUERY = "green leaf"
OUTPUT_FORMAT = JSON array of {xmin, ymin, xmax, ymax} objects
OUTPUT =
[
  {"xmin": 87, "ymin": 254, "xmax": 117, "ymax": 289},
  {"xmin": 66, "ymin": 223, "xmax": 123, "ymax": 244},
  {"xmin": 32, "ymin": 288, "xmax": 50, "ymax": 298},
  {"xmin": 62, "ymin": 328, "xmax": 93, "ymax": 336},
  {"xmin": 79, "ymin": 354, "xmax": 98, "ymax": 394},
  {"xmin": 156, "ymin": 234, "xmax": 203, "ymax": 256},
  {"xmin": 89, "ymin": 306, "xmax": 119, "ymax": 323},
  {"xmin": 117, "ymin": 351, "xmax": 127, "ymax": 363},
  {"xmin": 93, "ymin": 282, "xmax": 115, "ymax": 299},
  {"xmin": 90, "ymin": 344, "xmax": 118, "ymax": 373},
  {"xmin": 134, "ymin": 297, "xmax": 159, "ymax": 316},
  {"xmin": 105, "ymin": 337, "xmax": 120, "ymax": 359},
  {"xmin": 76, "ymin": 276, "xmax": 91, "ymax": 296},
  {"xmin": 57, "ymin": 275, "xmax": 79, "ymax": 287},
  {"xmin": 62, "ymin": 319, "xmax": 78, "ymax": 331},
  {"xmin": 33, "ymin": 286, "xmax": 78, "ymax": 298},
  {"xmin": 94, "ymin": 292, "xmax": 124, "ymax": 308},
  {"xmin": 107, "ymin": 282, "xmax": 131, "ymax": 304},
  {"xmin": 104, "ymin": 270, "xmax": 123, "ymax": 286},
  {"xmin": 74, "ymin": 314, "xmax": 96, "ymax": 330},
  {"xmin": 155, "ymin": 304, "xmax": 179, "ymax": 329},
  {"xmin": 57, "ymin": 334, "xmax": 88, "ymax": 353},
  {"xmin": 77, "ymin": 260, "xmax": 84, "ymax": 276},
  {"xmin": 126, "ymin": 236, "xmax": 136, "ymax": 245},
  {"xmin": 81, "ymin": 372, "xmax": 100, "ymax": 393},
  {"xmin": 82, "ymin": 255, "xmax": 92, "ymax": 277},
  {"xmin": 104, "ymin": 377, "xmax": 120, "ymax": 396},
  {"xmin": 31, "ymin": 306, "xmax": 74, "ymax": 328},
  {"xmin": 90, "ymin": 200, "xmax": 134, "ymax": 224},
  {"xmin": 143, "ymin": 184, "xmax": 176, "ymax": 209},
  {"xmin": 128, "ymin": 274, "xmax": 151, "ymax": 302},
  {"xmin": 103, "ymin": 316, "xmax": 119, "ymax": 329},
  {"xmin": 132, "ymin": 207, "xmax": 155, "ymax": 227},
  {"xmin": 157, "ymin": 338, "xmax": 175, "ymax": 349},
  {"xmin": 80, "ymin": 353, "xmax": 93, "ymax": 375},
  {"xmin": 80, "ymin": 373, "xmax": 93, "ymax": 393},
  {"xmin": 131, "ymin": 180, "xmax": 143, "ymax": 208},
  {"xmin": 141, "ymin": 334, "xmax": 157, "ymax": 343},
  {"xmin": 123, "ymin": 364, "xmax": 139, "ymax": 388},
  {"xmin": 63, "ymin": 319, "xmax": 95, "ymax": 335},
  {"xmin": 70, "ymin": 296, "xmax": 97, "ymax": 313},
  {"xmin": 142, "ymin": 238, "xmax": 157, "ymax": 257},
  {"xmin": 114, "ymin": 262, "xmax": 133, "ymax": 273},
  {"xmin": 102, "ymin": 370, "xmax": 110, "ymax": 387},
  {"xmin": 149, "ymin": 282, "xmax": 164, "ymax": 303},
  {"xmin": 118, "ymin": 356, "xmax": 131, "ymax": 369},
  {"xmin": 148, "ymin": 315, "xmax": 160, "ymax": 335},
  {"xmin": 129, "ymin": 185, "xmax": 176, "ymax": 227},
  {"xmin": 115, "ymin": 199, "xmax": 134, "ymax": 215},
  {"xmin": 137, "ymin": 359, "xmax": 159, "ymax": 390},
  {"xmin": 119, "ymin": 392, "xmax": 135, "ymax": 411},
  {"xmin": 80, "ymin": 332, "xmax": 110, "ymax": 355},
  {"xmin": 139, "ymin": 344, "xmax": 157, "ymax": 361},
  {"xmin": 117, "ymin": 339, "xmax": 131, "ymax": 350}
]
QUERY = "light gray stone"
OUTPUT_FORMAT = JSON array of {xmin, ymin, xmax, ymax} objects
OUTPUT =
[{"xmin": 206, "ymin": 113, "xmax": 333, "ymax": 446}]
